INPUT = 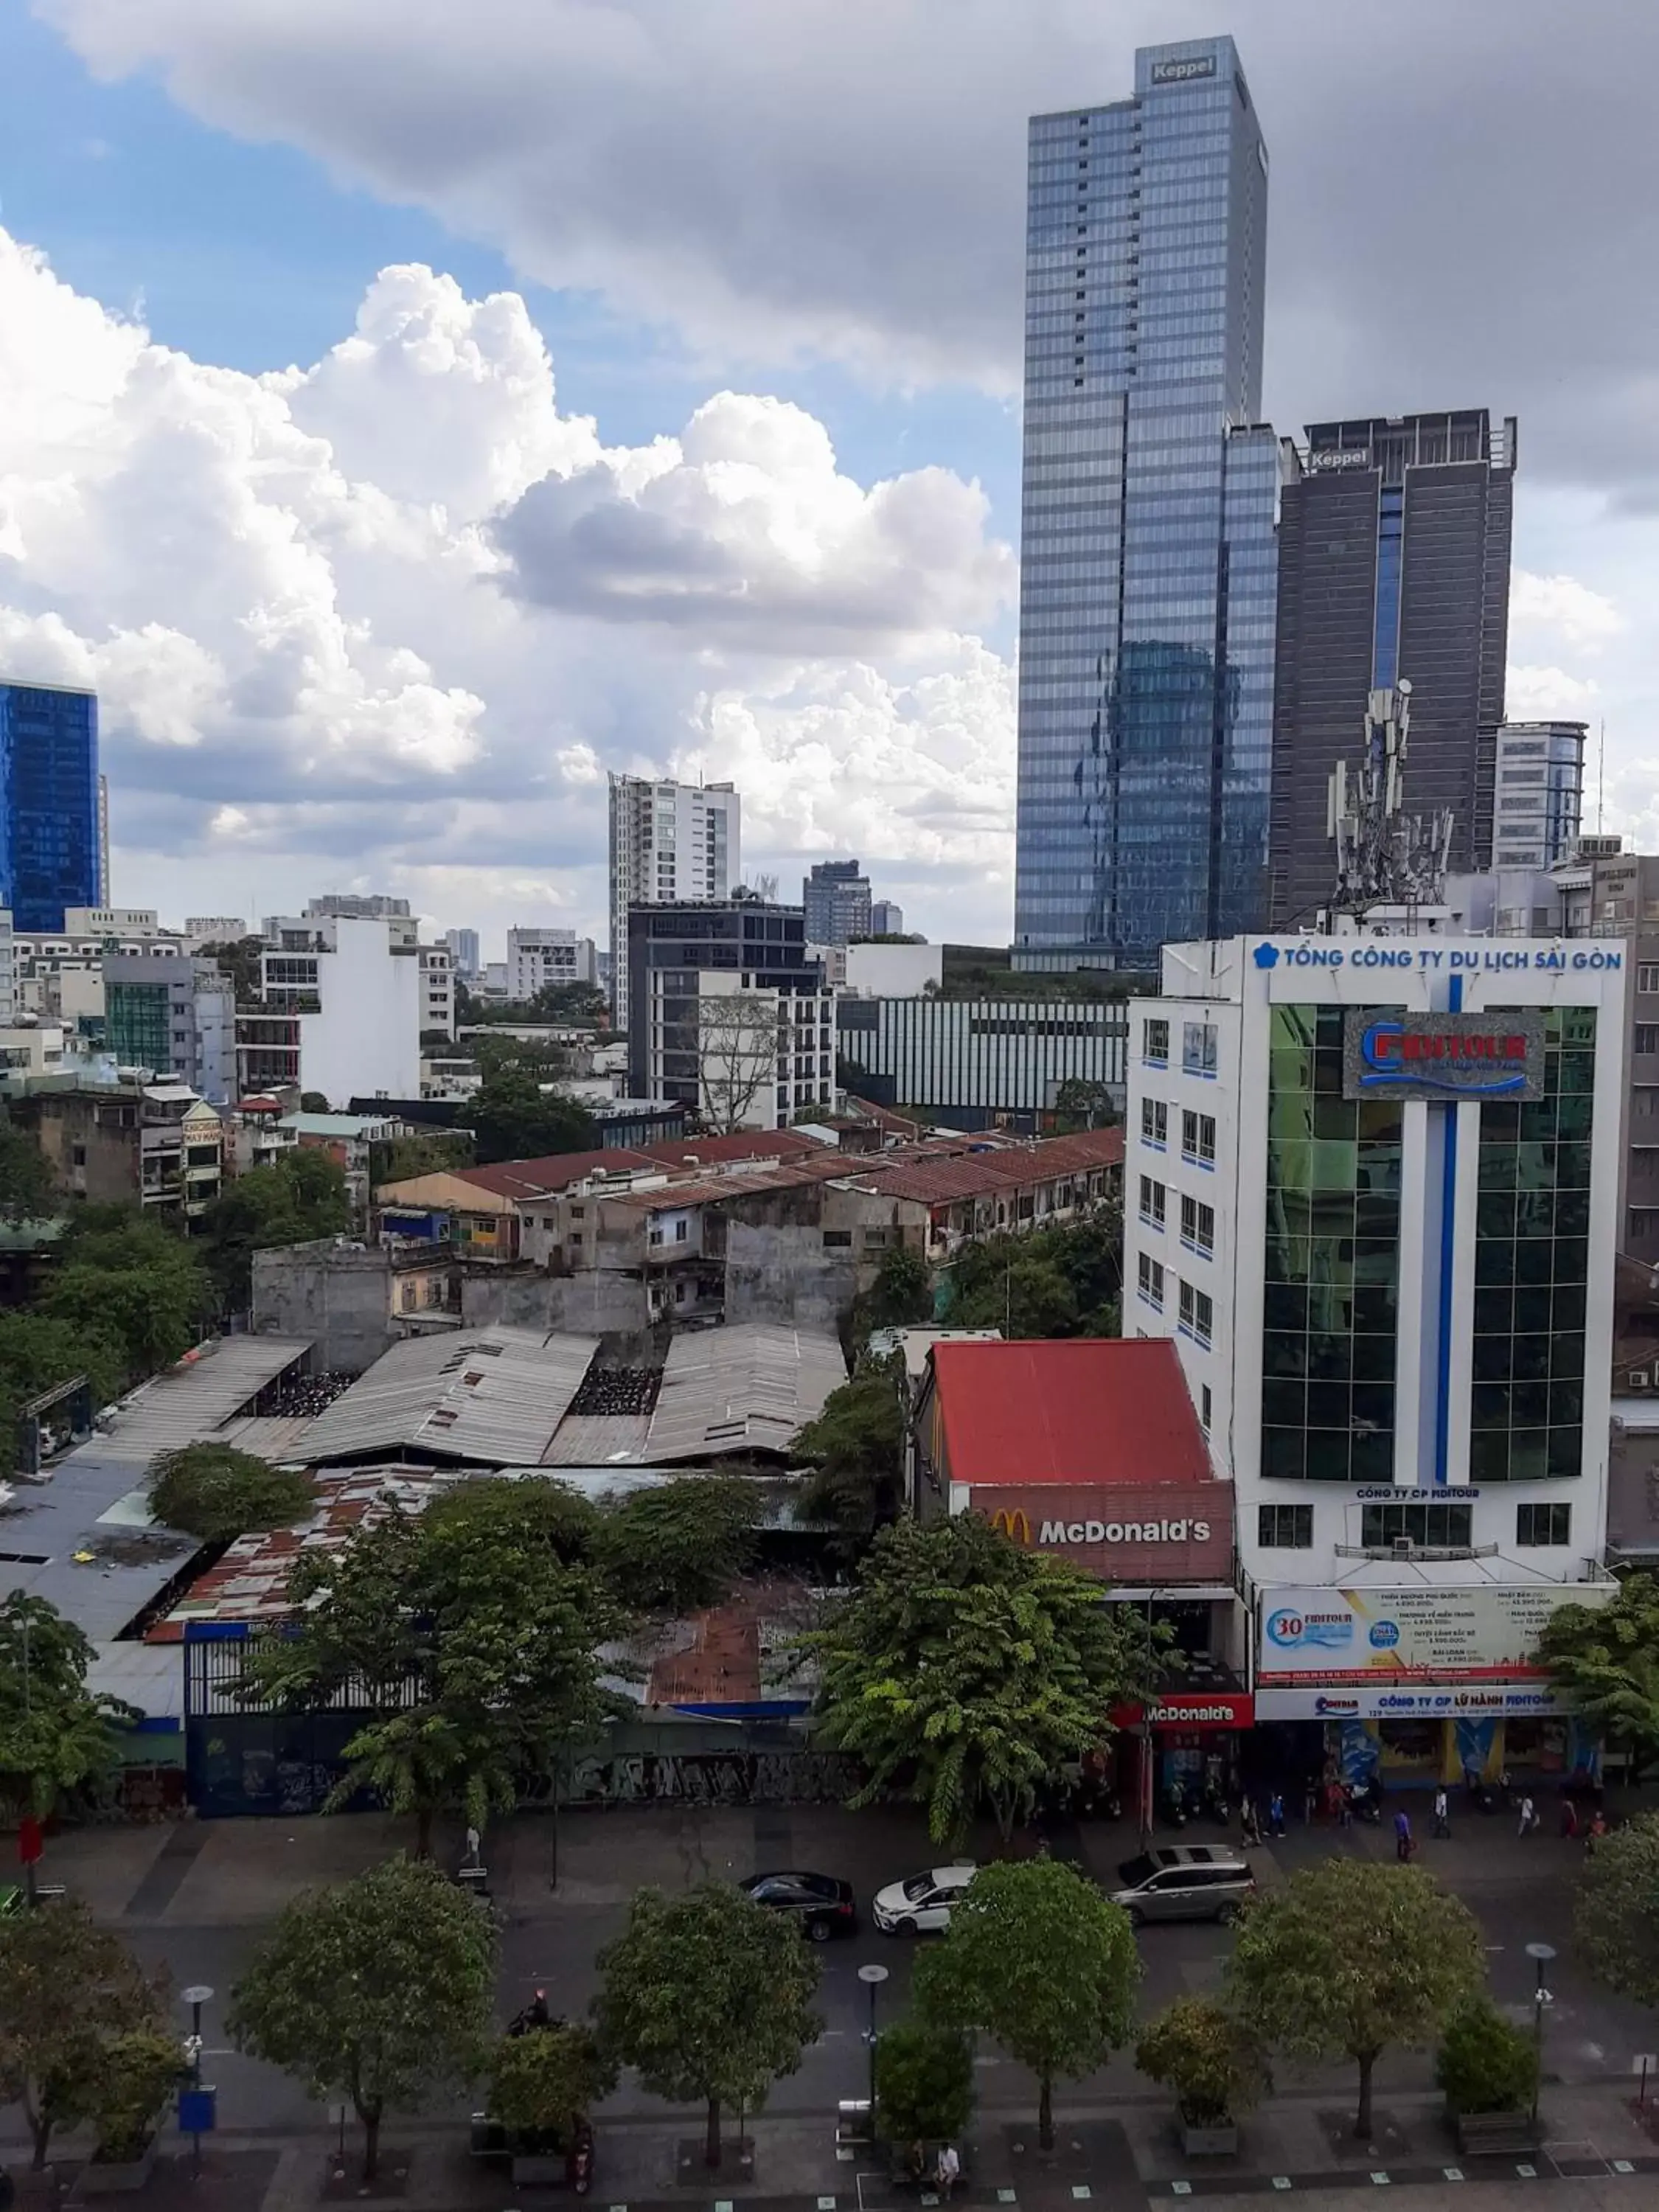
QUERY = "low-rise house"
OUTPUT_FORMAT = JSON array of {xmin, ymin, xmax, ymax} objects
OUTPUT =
[{"xmin": 29, "ymin": 1079, "xmax": 223, "ymax": 1228}]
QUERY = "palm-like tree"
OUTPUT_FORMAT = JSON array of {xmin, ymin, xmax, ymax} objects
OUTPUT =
[{"xmin": 325, "ymin": 1705, "xmax": 516, "ymax": 1858}]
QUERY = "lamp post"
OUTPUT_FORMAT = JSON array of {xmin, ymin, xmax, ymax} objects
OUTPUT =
[
  {"xmin": 181, "ymin": 1984, "xmax": 214, "ymax": 2177},
  {"xmin": 1524, "ymin": 1941, "xmax": 1556, "ymax": 2132},
  {"xmin": 858, "ymin": 1963, "xmax": 890, "ymax": 2133}
]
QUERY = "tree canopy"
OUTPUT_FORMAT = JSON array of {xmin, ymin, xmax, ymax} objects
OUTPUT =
[
  {"xmin": 0, "ymin": 1114, "xmax": 56, "ymax": 1224},
  {"xmin": 595, "ymin": 1475, "xmax": 758, "ymax": 1614},
  {"xmin": 468, "ymin": 1070, "xmax": 597, "ymax": 1166},
  {"xmin": 0, "ymin": 1895, "xmax": 169, "ymax": 2168},
  {"xmin": 793, "ymin": 1358, "xmax": 906, "ymax": 1539},
  {"xmin": 1536, "ymin": 1576, "xmax": 1659, "ymax": 1782},
  {"xmin": 811, "ymin": 1512, "xmax": 1166, "ymax": 1843},
  {"xmin": 1576, "ymin": 1808, "xmax": 1659, "ymax": 2011},
  {"xmin": 198, "ymin": 1148, "xmax": 352, "ymax": 1306},
  {"xmin": 0, "ymin": 1593, "xmax": 136, "ymax": 1818},
  {"xmin": 941, "ymin": 1212, "xmax": 1122, "ymax": 1340},
  {"xmin": 147, "ymin": 1441, "xmax": 314, "ymax": 1543},
  {"xmin": 594, "ymin": 1882, "xmax": 822, "ymax": 2169},
  {"xmin": 916, "ymin": 1860, "xmax": 1138, "ymax": 2149},
  {"xmin": 44, "ymin": 1209, "xmax": 210, "ymax": 1378},
  {"xmin": 228, "ymin": 1855, "xmax": 495, "ymax": 2179},
  {"xmin": 487, "ymin": 2023, "xmax": 616, "ymax": 2147},
  {"xmin": 1225, "ymin": 1858, "xmax": 1485, "ymax": 2138}
]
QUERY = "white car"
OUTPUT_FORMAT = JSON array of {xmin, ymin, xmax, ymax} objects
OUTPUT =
[{"xmin": 872, "ymin": 1863, "xmax": 978, "ymax": 1935}]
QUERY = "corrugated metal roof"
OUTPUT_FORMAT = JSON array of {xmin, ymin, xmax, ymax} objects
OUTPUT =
[
  {"xmin": 299, "ymin": 1326, "xmax": 599, "ymax": 1466},
  {"xmin": 643, "ymin": 1324, "xmax": 846, "ymax": 1463},
  {"xmin": 0, "ymin": 1334, "xmax": 314, "ymax": 1641}
]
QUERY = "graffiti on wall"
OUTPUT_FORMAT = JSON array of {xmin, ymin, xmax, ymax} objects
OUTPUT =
[{"xmin": 566, "ymin": 1749, "xmax": 863, "ymax": 1807}]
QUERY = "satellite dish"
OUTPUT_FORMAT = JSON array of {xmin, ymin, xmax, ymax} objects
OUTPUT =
[{"xmin": 1397, "ymin": 678, "xmax": 1413, "ymax": 696}]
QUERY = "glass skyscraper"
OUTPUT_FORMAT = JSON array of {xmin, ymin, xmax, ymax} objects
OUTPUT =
[
  {"xmin": 1013, "ymin": 36, "xmax": 1278, "ymax": 973},
  {"xmin": 0, "ymin": 679, "xmax": 102, "ymax": 931}
]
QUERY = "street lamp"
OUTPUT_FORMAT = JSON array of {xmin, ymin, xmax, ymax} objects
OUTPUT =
[
  {"xmin": 180, "ymin": 1985, "xmax": 214, "ymax": 2177},
  {"xmin": 1524, "ymin": 1941, "xmax": 1556, "ymax": 2132},
  {"xmin": 858, "ymin": 1963, "xmax": 890, "ymax": 2132}
]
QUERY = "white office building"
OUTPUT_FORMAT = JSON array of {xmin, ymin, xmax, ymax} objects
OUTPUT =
[
  {"xmin": 1124, "ymin": 930, "xmax": 1622, "ymax": 1788},
  {"xmin": 608, "ymin": 775, "xmax": 740, "ymax": 1029},
  {"xmin": 420, "ymin": 943, "xmax": 456, "ymax": 1040},
  {"xmin": 258, "ymin": 917, "xmax": 422, "ymax": 1107},
  {"xmin": 507, "ymin": 927, "xmax": 597, "ymax": 999}
]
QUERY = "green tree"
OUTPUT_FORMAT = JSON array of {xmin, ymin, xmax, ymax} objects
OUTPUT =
[
  {"xmin": 916, "ymin": 1860, "xmax": 1138, "ymax": 2150},
  {"xmin": 597, "ymin": 1476, "xmax": 757, "ymax": 1613},
  {"xmin": 0, "ymin": 1593, "xmax": 136, "ymax": 1818},
  {"xmin": 949, "ymin": 1253, "xmax": 1077, "ymax": 1337},
  {"xmin": 1576, "ymin": 1807, "xmax": 1659, "ymax": 2010},
  {"xmin": 812, "ymin": 1513, "xmax": 1165, "ymax": 1843},
  {"xmin": 1135, "ymin": 1997, "xmax": 1269, "ymax": 2128},
  {"xmin": 469, "ymin": 1071, "xmax": 597, "ymax": 1166},
  {"xmin": 594, "ymin": 1883, "xmax": 822, "ymax": 2169},
  {"xmin": 487, "ymin": 2023, "xmax": 616, "ymax": 2148},
  {"xmin": 324, "ymin": 1706, "xmax": 515, "ymax": 1860},
  {"xmin": 0, "ymin": 1114, "xmax": 55, "ymax": 1224},
  {"xmin": 44, "ymin": 1211, "xmax": 209, "ymax": 1378},
  {"xmin": 239, "ymin": 1509, "xmax": 427, "ymax": 1715},
  {"xmin": 372, "ymin": 1129, "xmax": 476, "ymax": 1191},
  {"xmin": 1435, "ymin": 1996, "xmax": 1539, "ymax": 2118},
  {"xmin": 0, "ymin": 1896, "xmax": 167, "ymax": 2168},
  {"xmin": 228, "ymin": 1855, "xmax": 495, "ymax": 2180},
  {"xmin": 147, "ymin": 1441, "xmax": 313, "ymax": 1543},
  {"xmin": 0, "ymin": 1309, "xmax": 125, "ymax": 1446},
  {"xmin": 199, "ymin": 936, "xmax": 267, "ymax": 1007},
  {"xmin": 1051, "ymin": 1079, "xmax": 1120, "ymax": 1133},
  {"xmin": 1537, "ymin": 1576, "xmax": 1659, "ymax": 1783},
  {"xmin": 1225, "ymin": 1859, "xmax": 1484, "ymax": 2138},
  {"xmin": 90, "ymin": 2028, "xmax": 187, "ymax": 2162},
  {"xmin": 858, "ymin": 1246, "xmax": 933, "ymax": 1333},
  {"xmin": 873, "ymin": 2020, "xmax": 975, "ymax": 2146},
  {"xmin": 941, "ymin": 1214, "xmax": 1122, "ymax": 1340},
  {"xmin": 527, "ymin": 983, "xmax": 607, "ymax": 1024},
  {"xmin": 200, "ymin": 1149, "xmax": 352, "ymax": 1306},
  {"xmin": 298, "ymin": 1091, "xmax": 330, "ymax": 1113},
  {"xmin": 793, "ymin": 1359, "xmax": 906, "ymax": 1538}
]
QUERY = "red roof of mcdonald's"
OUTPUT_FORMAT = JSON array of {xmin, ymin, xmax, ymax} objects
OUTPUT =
[{"xmin": 928, "ymin": 1339, "xmax": 1211, "ymax": 1488}]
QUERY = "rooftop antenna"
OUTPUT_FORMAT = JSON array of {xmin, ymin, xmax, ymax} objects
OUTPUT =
[
  {"xmin": 1325, "ymin": 680, "xmax": 1453, "ymax": 918},
  {"xmin": 1598, "ymin": 718, "xmax": 1606, "ymax": 834}
]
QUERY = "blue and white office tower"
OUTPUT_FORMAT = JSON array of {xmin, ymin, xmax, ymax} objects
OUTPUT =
[
  {"xmin": 0, "ymin": 678, "xmax": 102, "ymax": 931},
  {"xmin": 1013, "ymin": 38, "xmax": 1278, "ymax": 975}
]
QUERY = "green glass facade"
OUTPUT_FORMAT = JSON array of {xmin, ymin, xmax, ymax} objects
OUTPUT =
[
  {"xmin": 1470, "ymin": 1006, "xmax": 1594, "ymax": 1481},
  {"xmin": 1262, "ymin": 1003, "xmax": 1403, "ymax": 1482},
  {"xmin": 105, "ymin": 981, "xmax": 170, "ymax": 1072}
]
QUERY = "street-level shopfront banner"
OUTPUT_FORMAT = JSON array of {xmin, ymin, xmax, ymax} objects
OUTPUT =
[
  {"xmin": 1254, "ymin": 1683, "xmax": 1573, "ymax": 1721},
  {"xmin": 1255, "ymin": 1581, "xmax": 1613, "ymax": 1687}
]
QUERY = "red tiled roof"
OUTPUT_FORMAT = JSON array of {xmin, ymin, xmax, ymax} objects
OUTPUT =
[
  {"xmin": 449, "ymin": 1150, "xmax": 653, "ymax": 1200},
  {"xmin": 929, "ymin": 1339, "xmax": 1211, "ymax": 1489},
  {"xmin": 634, "ymin": 1130, "xmax": 826, "ymax": 1169}
]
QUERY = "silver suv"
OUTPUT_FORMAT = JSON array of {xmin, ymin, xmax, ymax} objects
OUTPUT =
[{"xmin": 1110, "ymin": 1845, "xmax": 1255, "ymax": 1927}]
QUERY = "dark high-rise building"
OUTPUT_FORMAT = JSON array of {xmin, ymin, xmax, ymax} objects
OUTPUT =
[
  {"xmin": 1013, "ymin": 36, "xmax": 1278, "ymax": 973},
  {"xmin": 0, "ymin": 679, "xmax": 102, "ymax": 932},
  {"xmin": 1268, "ymin": 411, "xmax": 1516, "ymax": 925},
  {"xmin": 802, "ymin": 859, "xmax": 872, "ymax": 947}
]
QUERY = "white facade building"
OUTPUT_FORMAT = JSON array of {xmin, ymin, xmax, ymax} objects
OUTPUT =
[
  {"xmin": 1124, "ymin": 931, "xmax": 1622, "ymax": 1786},
  {"xmin": 420, "ymin": 943, "xmax": 456, "ymax": 1040},
  {"xmin": 608, "ymin": 775, "xmax": 740, "ymax": 1029},
  {"xmin": 637, "ymin": 966, "xmax": 835, "ymax": 1132},
  {"xmin": 507, "ymin": 927, "xmax": 597, "ymax": 999},
  {"xmin": 259, "ymin": 917, "xmax": 422, "ymax": 1107},
  {"xmin": 844, "ymin": 942, "xmax": 946, "ymax": 998}
]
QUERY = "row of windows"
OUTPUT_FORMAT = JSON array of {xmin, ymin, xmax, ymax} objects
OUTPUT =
[{"xmin": 1256, "ymin": 1502, "xmax": 1573, "ymax": 1549}]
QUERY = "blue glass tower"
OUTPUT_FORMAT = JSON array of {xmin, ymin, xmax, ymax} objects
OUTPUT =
[
  {"xmin": 0, "ymin": 681, "xmax": 102, "ymax": 930},
  {"xmin": 1013, "ymin": 36, "xmax": 1278, "ymax": 973}
]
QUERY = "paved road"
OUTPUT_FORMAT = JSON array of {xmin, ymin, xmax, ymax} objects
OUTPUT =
[{"xmin": 14, "ymin": 1790, "xmax": 1658, "ymax": 2151}]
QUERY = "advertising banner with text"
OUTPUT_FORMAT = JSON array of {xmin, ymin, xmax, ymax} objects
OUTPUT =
[{"xmin": 1256, "ymin": 1582, "xmax": 1613, "ymax": 1687}]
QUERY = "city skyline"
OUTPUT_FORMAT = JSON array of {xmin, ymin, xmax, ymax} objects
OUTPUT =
[{"xmin": 0, "ymin": 3, "xmax": 1653, "ymax": 952}]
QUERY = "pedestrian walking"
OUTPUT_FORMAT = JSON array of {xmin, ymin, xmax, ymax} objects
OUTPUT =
[
  {"xmin": 1394, "ymin": 1808, "xmax": 1415, "ymax": 1862},
  {"xmin": 1433, "ymin": 1787, "xmax": 1450, "ymax": 1840},
  {"xmin": 936, "ymin": 2144, "xmax": 961, "ymax": 2200},
  {"xmin": 1560, "ymin": 1797, "xmax": 1579, "ymax": 1840},
  {"xmin": 1338, "ymin": 1784, "xmax": 1354, "ymax": 1832},
  {"xmin": 1241, "ymin": 1798, "xmax": 1262, "ymax": 1848},
  {"xmin": 1517, "ymin": 1792, "xmax": 1539, "ymax": 1837},
  {"xmin": 1587, "ymin": 1810, "xmax": 1608, "ymax": 1856},
  {"xmin": 1268, "ymin": 1790, "xmax": 1286, "ymax": 1839}
]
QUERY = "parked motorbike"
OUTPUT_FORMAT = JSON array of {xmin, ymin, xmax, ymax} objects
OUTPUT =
[{"xmin": 568, "ymin": 2120, "xmax": 594, "ymax": 2196}]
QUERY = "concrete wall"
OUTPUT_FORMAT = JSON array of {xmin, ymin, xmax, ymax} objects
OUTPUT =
[
  {"xmin": 252, "ymin": 1240, "xmax": 396, "ymax": 1374},
  {"xmin": 725, "ymin": 1218, "xmax": 858, "ymax": 1332},
  {"xmin": 461, "ymin": 1266, "xmax": 650, "ymax": 1336},
  {"xmin": 1608, "ymin": 1412, "xmax": 1659, "ymax": 1555},
  {"xmin": 844, "ymin": 942, "xmax": 944, "ymax": 997}
]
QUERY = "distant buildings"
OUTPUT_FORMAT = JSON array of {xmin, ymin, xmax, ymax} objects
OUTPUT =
[
  {"xmin": 103, "ymin": 953, "xmax": 237, "ymax": 1104},
  {"xmin": 507, "ymin": 926, "xmax": 597, "ymax": 998},
  {"xmin": 625, "ymin": 897, "xmax": 833, "ymax": 1130},
  {"xmin": 240, "ymin": 914, "xmax": 422, "ymax": 1107},
  {"xmin": 184, "ymin": 917, "xmax": 248, "ymax": 949},
  {"xmin": 0, "ymin": 679, "xmax": 103, "ymax": 931},
  {"xmin": 420, "ymin": 942, "xmax": 456, "ymax": 1040},
  {"xmin": 838, "ymin": 995, "xmax": 1125, "ymax": 1133},
  {"xmin": 444, "ymin": 927, "xmax": 481, "ymax": 980},
  {"xmin": 869, "ymin": 900, "xmax": 905, "ymax": 937},
  {"xmin": 608, "ymin": 775, "xmax": 740, "ymax": 1029},
  {"xmin": 1489, "ymin": 722, "xmax": 1586, "ymax": 871},
  {"xmin": 802, "ymin": 859, "xmax": 872, "ymax": 947},
  {"xmin": 1269, "ymin": 411, "xmax": 1517, "ymax": 924},
  {"xmin": 30, "ymin": 1077, "xmax": 224, "ymax": 1228},
  {"xmin": 1013, "ymin": 39, "xmax": 1277, "ymax": 973}
]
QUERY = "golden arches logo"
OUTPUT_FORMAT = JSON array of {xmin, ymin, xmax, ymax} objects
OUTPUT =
[{"xmin": 989, "ymin": 1508, "xmax": 1032, "ymax": 1545}]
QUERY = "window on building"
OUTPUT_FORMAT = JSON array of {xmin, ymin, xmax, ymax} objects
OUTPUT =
[
  {"xmin": 1178, "ymin": 1280, "xmax": 1212, "ymax": 1347},
  {"xmin": 1632, "ymin": 1208, "xmax": 1659, "ymax": 1243},
  {"xmin": 1141, "ymin": 1098, "xmax": 1167, "ymax": 1148},
  {"xmin": 1136, "ymin": 1252, "xmax": 1164, "ymax": 1308},
  {"xmin": 1180, "ymin": 1194, "xmax": 1215, "ymax": 1256},
  {"xmin": 1360, "ymin": 1501, "xmax": 1473, "ymax": 1550},
  {"xmin": 1138, "ymin": 1175, "xmax": 1165, "ymax": 1228},
  {"xmin": 1257, "ymin": 1504, "xmax": 1312, "ymax": 1548},
  {"xmin": 823, "ymin": 1228, "xmax": 852, "ymax": 1247},
  {"xmin": 1200, "ymin": 1384, "xmax": 1212, "ymax": 1433},
  {"xmin": 1182, "ymin": 1021, "xmax": 1219, "ymax": 1076},
  {"xmin": 675, "ymin": 1220, "xmax": 689, "ymax": 1242},
  {"xmin": 71, "ymin": 1144, "xmax": 86, "ymax": 1166},
  {"xmin": 1181, "ymin": 1110, "xmax": 1216, "ymax": 1165},
  {"xmin": 1640, "ymin": 965, "xmax": 1659, "ymax": 996},
  {"xmin": 1143, "ymin": 1018, "xmax": 1169, "ymax": 1066},
  {"xmin": 1635, "ymin": 1026, "xmax": 1659, "ymax": 1056},
  {"xmin": 1517, "ymin": 1502, "xmax": 1572, "ymax": 1547}
]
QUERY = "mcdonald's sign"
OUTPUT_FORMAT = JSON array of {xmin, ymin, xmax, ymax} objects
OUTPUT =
[
  {"xmin": 990, "ymin": 1507, "xmax": 1033, "ymax": 1545},
  {"xmin": 970, "ymin": 1483, "xmax": 1234, "ymax": 1582}
]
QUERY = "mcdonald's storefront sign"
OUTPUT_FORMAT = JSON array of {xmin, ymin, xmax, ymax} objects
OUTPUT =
[{"xmin": 973, "ymin": 1482, "xmax": 1233, "ymax": 1583}]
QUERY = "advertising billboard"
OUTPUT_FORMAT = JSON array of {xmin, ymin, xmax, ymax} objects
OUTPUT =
[
  {"xmin": 1342, "ymin": 1011, "xmax": 1545, "ymax": 1102},
  {"xmin": 972, "ymin": 1484, "xmax": 1234, "ymax": 1584},
  {"xmin": 1255, "ymin": 1582, "xmax": 1613, "ymax": 1687}
]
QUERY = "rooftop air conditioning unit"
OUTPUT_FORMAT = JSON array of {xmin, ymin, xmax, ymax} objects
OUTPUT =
[
  {"xmin": 1392, "ymin": 1535, "xmax": 1414, "ymax": 1557},
  {"xmin": 1630, "ymin": 1371, "xmax": 1652, "ymax": 1391}
]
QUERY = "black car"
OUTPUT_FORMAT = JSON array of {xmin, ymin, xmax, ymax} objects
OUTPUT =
[{"xmin": 739, "ymin": 1870, "xmax": 858, "ymax": 1941}]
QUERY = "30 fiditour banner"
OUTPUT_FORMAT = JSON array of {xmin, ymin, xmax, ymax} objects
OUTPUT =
[{"xmin": 1255, "ymin": 1582, "xmax": 1613, "ymax": 1686}]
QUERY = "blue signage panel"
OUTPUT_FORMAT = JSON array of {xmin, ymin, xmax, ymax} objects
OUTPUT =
[{"xmin": 1342, "ymin": 1011, "xmax": 1545, "ymax": 1101}]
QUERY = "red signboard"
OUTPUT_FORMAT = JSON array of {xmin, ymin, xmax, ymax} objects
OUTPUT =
[
  {"xmin": 971, "ymin": 1481, "xmax": 1234, "ymax": 1585},
  {"xmin": 1111, "ymin": 1691, "xmax": 1254, "ymax": 1731}
]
